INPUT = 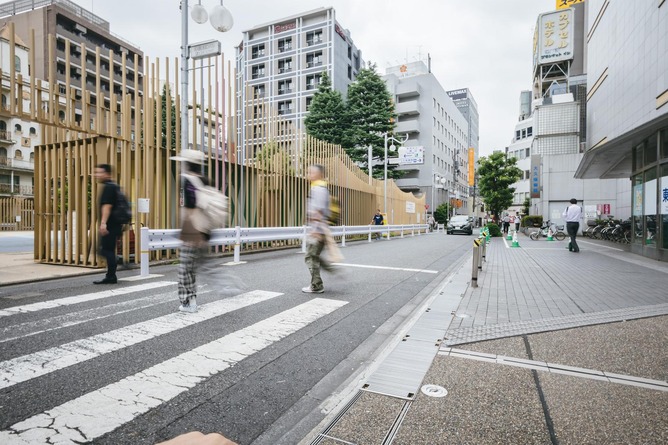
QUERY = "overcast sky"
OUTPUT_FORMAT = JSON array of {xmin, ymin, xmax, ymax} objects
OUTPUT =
[{"xmin": 73, "ymin": 0, "xmax": 557, "ymax": 156}]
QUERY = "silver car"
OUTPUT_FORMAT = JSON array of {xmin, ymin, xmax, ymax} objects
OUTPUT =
[{"xmin": 447, "ymin": 215, "xmax": 473, "ymax": 235}]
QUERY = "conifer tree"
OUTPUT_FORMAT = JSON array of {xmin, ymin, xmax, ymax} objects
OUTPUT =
[{"xmin": 304, "ymin": 72, "xmax": 347, "ymax": 146}]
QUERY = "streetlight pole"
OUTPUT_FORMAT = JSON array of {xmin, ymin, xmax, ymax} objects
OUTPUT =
[{"xmin": 383, "ymin": 132, "xmax": 408, "ymax": 216}]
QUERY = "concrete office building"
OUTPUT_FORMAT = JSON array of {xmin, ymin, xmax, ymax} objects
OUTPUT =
[
  {"xmin": 383, "ymin": 60, "xmax": 469, "ymax": 218},
  {"xmin": 236, "ymin": 7, "xmax": 363, "ymax": 156},
  {"xmin": 576, "ymin": 0, "xmax": 668, "ymax": 260},
  {"xmin": 506, "ymin": 91, "xmax": 535, "ymax": 216},
  {"xmin": 0, "ymin": 0, "xmax": 144, "ymax": 113}
]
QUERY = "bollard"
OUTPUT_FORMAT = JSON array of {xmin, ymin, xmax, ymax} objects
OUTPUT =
[
  {"xmin": 472, "ymin": 238, "xmax": 481, "ymax": 288},
  {"xmin": 478, "ymin": 239, "xmax": 483, "ymax": 271},
  {"xmin": 481, "ymin": 237, "xmax": 487, "ymax": 262},
  {"xmin": 234, "ymin": 226, "xmax": 242, "ymax": 262}
]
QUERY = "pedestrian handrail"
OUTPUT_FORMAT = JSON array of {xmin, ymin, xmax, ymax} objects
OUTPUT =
[{"xmin": 139, "ymin": 224, "xmax": 429, "ymax": 277}]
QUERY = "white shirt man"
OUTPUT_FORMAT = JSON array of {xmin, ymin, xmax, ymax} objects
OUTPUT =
[{"xmin": 562, "ymin": 199, "xmax": 583, "ymax": 252}]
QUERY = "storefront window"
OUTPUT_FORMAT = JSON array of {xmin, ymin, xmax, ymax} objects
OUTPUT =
[
  {"xmin": 644, "ymin": 136, "xmax": 658, "ymax": 166},
  {"xmin": 661, "ymin": 164, "xmax": 668, "ymax": 250},
  {"xmin": 644, "ymin": 169, "xmax": 657, "ymax": 246},
  {"xmin": 633, "ymin": 142, "xmax": 644, "ymax": 171},
  {"xmin": 632, "ymin": 174, "xmax": 644, "ymax": 244}
]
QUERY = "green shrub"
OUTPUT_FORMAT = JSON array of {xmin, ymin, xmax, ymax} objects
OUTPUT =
[
  {"xmin": 486, "ymin": 223, "xmax": 502, "ymax": 237},
  {"xmin": 522, "ymin": 215, "xmax": 543, "ymax": 228}
]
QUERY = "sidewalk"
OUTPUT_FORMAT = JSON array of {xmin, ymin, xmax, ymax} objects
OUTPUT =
[
  {"xmin": 303, "ymin": 233, "xmax": 668, "ymax": 444},
  {"xmin": 0, "ymin": 231, "xmax": 100, "ymax": 286}
]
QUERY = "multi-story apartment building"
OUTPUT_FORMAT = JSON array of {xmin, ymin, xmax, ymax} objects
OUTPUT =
[
  {"xmin": 383, "ymin": 61, "xmax": 469, "ymax": 218},
  {"xmin": 506, "ymin": 91, "xmax": 534, "ymax": 216},
  {"xmin": 0, "ymin": 0, "xmax": 144, "ymax": 118},
  {"xmin": 235, "ymin": 7, "xmax": 363, "ymax": 157},
  {"xmin": 0, "ymin": 26, "xmax": 44, "ymax": 198},
  {"xmin": 576, "ymin": 0, "xmax": 668, "ymax": 260}
]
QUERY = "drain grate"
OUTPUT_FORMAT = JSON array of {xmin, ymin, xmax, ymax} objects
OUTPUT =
[{"xmin": 421, "ymin": 384, "xmax": 448, "ymax": 397}]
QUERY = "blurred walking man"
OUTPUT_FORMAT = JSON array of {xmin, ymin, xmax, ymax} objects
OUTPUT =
[
  {"xmin": 94, "ymin": 164, "xmax": 121, "ymax": 284},
  {"xmin": 303, "ymin": 164, "xmax": 330, "ymax": 294},
  {"xmin": 563, "ymin": 198, "xmax": 583, "ymax": 253}
]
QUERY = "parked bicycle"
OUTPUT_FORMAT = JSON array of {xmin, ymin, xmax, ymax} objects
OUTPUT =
[{"xmin": 529, "ymin": 220, "xmax": 566, "ymax": 241}]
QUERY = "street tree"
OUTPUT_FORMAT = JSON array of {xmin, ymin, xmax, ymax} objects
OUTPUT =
[
  {"xmin": 304, "ymin": 72, "xmax": 347, "ymax": 146},
  {"xmin": 434, "ymin": 202, "xmax": 451, "ymax": 225},
  {"xmin": 477, "ymin": 151, "xmax": 522, "ymax": 222},
  {"xmin": 344, "ymin": 63, "xmax": 401, "ymax": 178}
]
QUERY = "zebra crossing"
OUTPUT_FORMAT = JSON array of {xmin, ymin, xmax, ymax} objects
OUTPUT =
[{"xmin": 0, "ymin": 281, "xmax": 349, "ymax": 444}]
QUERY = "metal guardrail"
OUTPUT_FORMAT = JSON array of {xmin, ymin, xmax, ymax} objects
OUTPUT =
[{"xmin": 139, "ymin": 224, "xmax": 429, "ymax": 277}]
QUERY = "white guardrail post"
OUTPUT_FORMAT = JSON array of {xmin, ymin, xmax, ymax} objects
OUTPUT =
[
  {"xmin": 341, "ymin": 225, "xmax": 346, "ymax": 247},
  {"xmin": 302, "ymin": 226, "xmax": 307, "ymax": 253},
  {"xmin": 234, "ymin": 226, "xmax": 241, "ymax": 263},
  {"xmin": 140, "ymin": 227, "xmax": 150, "ymax": 277},
  {"xmin": 368, "ymin": 226, "xmax": 372, "ymax": 242}
]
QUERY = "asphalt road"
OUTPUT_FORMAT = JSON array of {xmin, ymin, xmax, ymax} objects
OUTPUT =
[{"xmin": 0, "ymin": 231, "xmax": 474, "ymax": 445}]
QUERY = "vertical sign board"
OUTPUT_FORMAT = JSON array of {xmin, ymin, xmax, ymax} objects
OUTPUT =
[
  {"xmin": 530, "ymin": 155, "xmax": 541, "ymax": 198},
  {"xmin": 662, "ymin": 174, "xmax": 668, "ymax": 215},
  {"xmin": 535, "ymin": 9, "xmax": 575, "ymax": 66},
  {"xmin": 468, "ymin": 147, "xmax": 475, "ymax": 186}
]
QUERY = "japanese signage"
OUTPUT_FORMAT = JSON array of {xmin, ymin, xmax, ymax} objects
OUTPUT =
[
  {"xmin": 335, "ymin": 24, "xmax": 348, "ymax": 42},
  {"xmin": 468, "ymin": 148, "xmax": 475, "ymax": 186},
  {"xmin": 530, "ymin": 155, "xmax": 541, "ymax": 198},
  {"xmin": 584, "ymin": 205, "xmax": 597, "ymax": 220},
  {"xmin": 534, "ymin": 9, "xmax": 574, "ymax": 65},
  {"xmin": 274, "ymin": 23, "xmax": 296, "ymax": 33},
  {"xmin": 661, "ymin": 175, "xmax": 668, "ymax": 215},
  {"xmin": 398, "ymin": 146, "xmax": 424, "ymax": 165},
  {"xmin": 406, "ymin": 201, "xmax": 416, "ymax": 214},
  {"xmin": 556, "ymin": 0, "xmax": 584, "ymax": 10},
  {"xmin": 645, "ymin": 179, "xmax": 657, "ymax": 215}
]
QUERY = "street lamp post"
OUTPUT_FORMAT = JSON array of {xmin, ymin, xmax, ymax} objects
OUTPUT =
[
  {"xmin": 180, "ymin": 0, "xmax": 233, "ymax": 156},
  {"xmin": 383, "ymin": 132, "xmax": 408, "ymax": 217}
]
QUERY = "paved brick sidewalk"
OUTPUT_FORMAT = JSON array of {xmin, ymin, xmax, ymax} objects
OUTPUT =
[{"xmin": 303, "ymin": 235, "xmax": 668, "ymax": 445}]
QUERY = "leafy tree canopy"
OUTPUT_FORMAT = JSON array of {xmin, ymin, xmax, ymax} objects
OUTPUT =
[
  {"xmin": 477, "ymin": 151, "xmax": 522, "ymax": 222},
  {"xmin": 304, "ymin": 72, "xmax": 347, "ymax": 147}
]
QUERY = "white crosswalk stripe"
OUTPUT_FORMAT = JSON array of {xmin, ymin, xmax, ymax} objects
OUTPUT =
[
  {"xmin": 0, "ymin": 297, "xmax": 347, "ymax": 444},
  {"xmin": 0, "ymin": 281, "xmax": 176, "ymax": 317},
  {"xmin": 0, "ymin": 290, "xmax": 283, "ymax": 389}
]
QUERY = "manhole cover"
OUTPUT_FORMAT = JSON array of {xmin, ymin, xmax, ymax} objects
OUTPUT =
[{"xmin": 421, "ymin": 384, "xmax": 448, "ymax": 397}]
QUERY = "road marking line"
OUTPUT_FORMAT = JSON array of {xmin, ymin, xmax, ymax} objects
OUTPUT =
[
  {"xmin": 333, "ymin": 263, "xmax": 438, "ymax": 274},
  {"xmin": 0, "ymin": 281, "xmax": 176, "ymax": 318},
  {"xmin": 440, "ymin": 348, "xmax": 668, "ymax": 391},
  {"xmin": 0, "ymin": 290, "xmax": 282, "ymax": 390},
  {"xmin": 0, "ymin": 298, "xmax": 347, "ymax": 444}
]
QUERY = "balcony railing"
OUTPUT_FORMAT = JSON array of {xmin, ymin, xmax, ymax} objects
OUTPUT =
[
  {"xmin": 0, "ymin": 156, "xmax": 35, "ymax": 170},
  {"xmin": 306, "ymin": 61, "xmax": 323, "ymax": 68},
  {"xmin": 278, "ymin": 88, "xmax": 293, "ymax": 95},
  {"xmin": 0, "ymin": 183, "xmax": 32, "ymax": 195},
  {"xmin": 0, "ymin": 130, "xmax": 13, "ymax": 141},
  {"xmin": 277, "ymin": 109, "xmax": 293, "ymax": 115}
]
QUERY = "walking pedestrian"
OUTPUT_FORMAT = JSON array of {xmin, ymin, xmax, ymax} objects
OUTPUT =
[
  {"xmin": 171, "ymin": 149, "xmax": 209, "ymax": 312},
  {"xmin": 94, "ymin": 164, "xmax": 122, "ymax": 284},
  {"xmin": 502, "ymin": 214, "xmax": 510, "ymax": 234},
  {"xmin": 303, "ymin": 164, "xmax": 333, "ymax": 294},
  {"xmin": 563, "ymin": 198, "xmax": 583, "ymax": 252},
  {"xmin": 370, "ymin": 209, "xmax": 384, "ymax": 239},
  {"xmin": 515, "ymin": 212, "xmax": 521, "ymax": 232}
]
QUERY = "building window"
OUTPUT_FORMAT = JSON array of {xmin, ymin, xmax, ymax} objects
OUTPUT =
[
  {"xmin": 14, "ymin": 124, "xmax": 22, "ymax": 134},
  {"xmin": 306, "ymin": 51, "xmax": 323, "ymax": 68},
  {"xmin": 521, "ymin": 129, "xmax": 527, "ymax": 138},
  {"xmin": 306, "ymin": 30, "xmax": 323, "ymax": 46},
  {"xmin": 253, "ymin": 84, "xmax": 265, "ymax": 98},
  {"xmin": 14, "ymin": 55, "xmax": 20, "ymax": 72},
  {"xmin": 251, "ymin": 64, "xmax": 265, "ymax": 79},
  {"xmin": 278, "ymin": 58, "xmax": 292, "ymax": 73},
  {"xmin": 278, "ymin": 79, "xmax": 293, "ymax": 94},
  {"xmin": 525, "ymin": 170, "xmax": 531, "ymax": 180},
  {"xmin": 305, "ymin": 73, "xmax": 321, "ymax": 90},
  {"xmin": 278, "ymin": 37, "xmax": 292, "ymax": 53},
  {"xmin": 14, "ymin": 149, "xmax": 23, "ymax": 160},
  {"xmin": 251, "ymin": 44, "xmax": 265, "ymax": 59},
  {"xmin": 306, "ymin": 96, "xmax": 313, "ymax": 110},
  {"xmin": 348, "ymin": 65, "xmax": 352, "ymax": 80},
  {"xmin": 527, "ymin": 126, "xmax": 533, "ymax": 137},
  {"xmin": 347, "ymin": 45, "xmax": 352, "ymax": 59},
  {"xmin": 516, "ymin": 130, "xmax": 521, "ymax": 140},
  {"xmin": 277, "ymin": 100, "xmax": 293, "ymax": 115}
]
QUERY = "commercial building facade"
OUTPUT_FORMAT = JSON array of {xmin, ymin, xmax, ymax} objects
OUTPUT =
[
  {"xmin": 0, "ymin": 0, "xmax": 144, "ymax": 118},
  {"xmin": 383, "ymin": 61, "xmax": 469, "ymax": 218},
  {"xmin": 576, "ymin": 0, "xmax": 668, "ymax": 260},
  {"xmin": 236, "ymin": 7, "xmax": 363, "ymax": 157}
]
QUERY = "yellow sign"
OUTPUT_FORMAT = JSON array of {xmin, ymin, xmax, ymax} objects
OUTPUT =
[
  {"xmin": 468, "ymin": 148, "xmax": 475, "ymax": 186},
  {"xmin": 556, "ymin": 0, "xmax": 584, "ymax": 10}
]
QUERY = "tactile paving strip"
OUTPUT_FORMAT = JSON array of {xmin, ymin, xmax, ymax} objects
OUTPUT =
[{"xmin": 444, "ymin": 303, "xmax": 668, "ymax": 346}]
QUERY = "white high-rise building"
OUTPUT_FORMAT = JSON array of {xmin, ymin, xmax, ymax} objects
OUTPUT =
[{"xmin": 235, "ymin": 7, "xmax": 363, "ymax": 157}]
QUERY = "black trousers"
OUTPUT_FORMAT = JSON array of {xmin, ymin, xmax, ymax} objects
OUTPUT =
[
  {"xmin": 100, "ymin": 230, "xmax": 120, "ymax": 278},
  {"xmin": 567, "ymin": 222, "xmax": 580, "ymax": 252}
]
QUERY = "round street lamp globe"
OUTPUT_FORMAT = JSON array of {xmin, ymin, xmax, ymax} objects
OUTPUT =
[
  {"xmin": 190, "ymin": 3, "xmax": 209, "ymax": 24},
  {"xmin": 209, "ymin": 4, "xmax": 234, "ymax": 32}
]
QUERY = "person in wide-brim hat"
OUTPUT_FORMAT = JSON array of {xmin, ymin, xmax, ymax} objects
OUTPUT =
[{"xmin": 170, "ymin": 149, "xmax": 205, "ymax": 164}]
